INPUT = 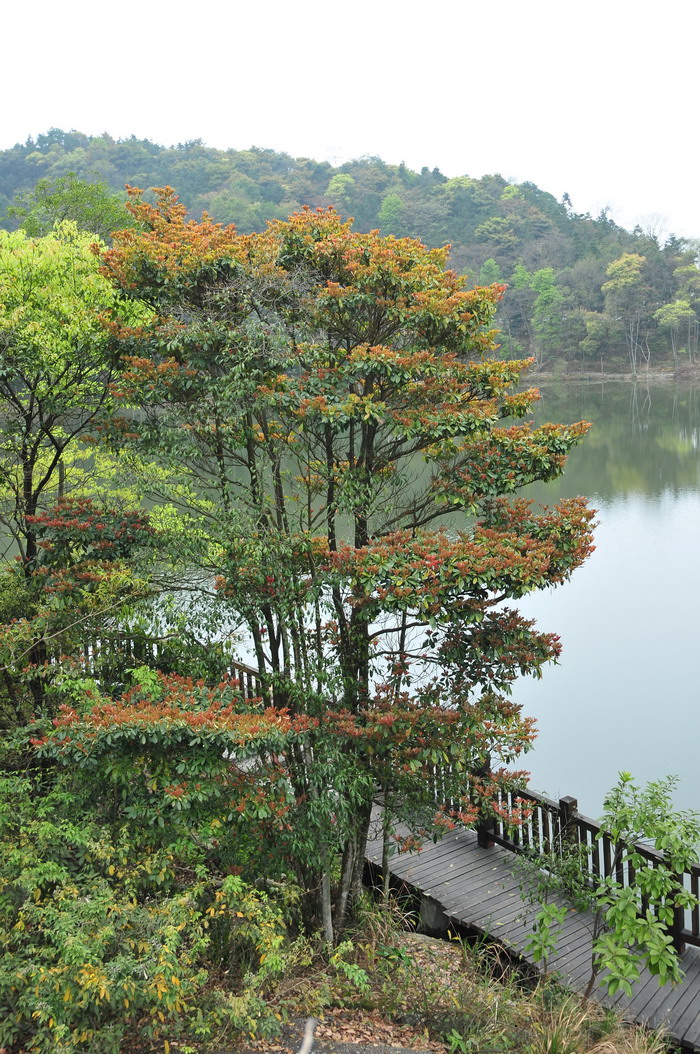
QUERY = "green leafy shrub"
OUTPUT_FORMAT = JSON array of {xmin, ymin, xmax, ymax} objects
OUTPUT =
[{"xmin": 0, "ymin": 737, "xmax": 292, "ymax": 1052}]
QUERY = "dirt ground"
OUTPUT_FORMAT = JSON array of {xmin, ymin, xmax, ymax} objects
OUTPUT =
[{"xmin": 233, "ymin": 1016, "xmax": 437, "ymax": 1054}]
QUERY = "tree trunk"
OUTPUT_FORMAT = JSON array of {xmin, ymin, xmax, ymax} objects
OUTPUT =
[
  {"xmin": 320, "ymin": 872, "xmax": 334, "ymax": 944},
  {"xmin": 335, "ymin": 801, "xmax": 373, "ymax": 935}
]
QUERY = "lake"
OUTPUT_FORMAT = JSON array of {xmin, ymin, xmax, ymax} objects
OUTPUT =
[{"xmin": 515, "ymin": 378, "xmax": 700, "ymax": 817}]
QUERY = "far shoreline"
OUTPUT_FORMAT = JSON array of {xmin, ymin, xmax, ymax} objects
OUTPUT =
[{"xmin": 529, "ymin": 364, "xmax": 700, "ymax": 384}]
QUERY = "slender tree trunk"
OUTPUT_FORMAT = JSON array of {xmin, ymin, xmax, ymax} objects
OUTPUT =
[
  {"xmin": 583, "ymin": 906, "xmax": 605, "ymax": 1000},
  {"xmin": 22, "ymin": 464, "xmax": 47, "ymax": 709},
  {"xmin": 349, "ymin": 802, "xmax": 373, "ymax": 909},
  {"xmin": 382, "ymin": 797, "xmax": 393, "ymax": 903},
  {"xmin": 1, "ymin": 671, "xmax": 23, "ymax": 727},
  {"xmin": 320, "ymin": 873, "xmax": 334, "ymax": 945},
  {"xmin": 336, "ymin": 839, "xmax": 354, "ymax": 934}
]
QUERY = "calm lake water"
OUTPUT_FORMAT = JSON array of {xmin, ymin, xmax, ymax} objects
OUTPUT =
[{"xmin": 515, "ymin": 379, "xmax": 700, "ymax": 818}]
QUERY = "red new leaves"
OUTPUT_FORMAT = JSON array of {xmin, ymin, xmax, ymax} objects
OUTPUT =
[
  {"xmin": 329, "ymin": 506, "xmax": 594, "ymax": 617},
  {"xmin": 36, "ymin": 674, "xmax": 300, "ymax": 755},
  {"xmin": 104, "ymin": 185, "xmax": 244, "ymax": 297},
  {"xmin": 0, "ymin": 498, "xmax": 163, "ymax": 723},
  {"xmin": 438, "ymin": 421, "xmax": 592, "ymax": 504},
  {"xmin": 29, "ymin": 497, "xmax": 157, "ymax": 566}
]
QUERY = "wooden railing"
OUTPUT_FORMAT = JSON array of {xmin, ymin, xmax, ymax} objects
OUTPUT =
[
  {"xmin": 479, "ymin": 786, "xmax": 700, "ymax": 952},
  {"xmin": 226, "ymin": 660, "xmax": 264, "ymax": 703},
  {"xmin": 51, "ymin": 633, "xmax": 264, "ymax": 703}
]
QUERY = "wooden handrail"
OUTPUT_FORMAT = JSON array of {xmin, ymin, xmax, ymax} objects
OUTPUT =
[
  {"xmin": 484, "ymin": 783, "xmax": 700, "ymax": 951},
  {"xmin": 46, "ymin": 633, "xmax": 265, "ymax": 703},
  {"xmin": 425, "ymin": 765, "xmax": 700, "ymax": 950}
]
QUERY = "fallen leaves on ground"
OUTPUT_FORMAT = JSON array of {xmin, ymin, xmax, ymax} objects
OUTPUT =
[{"xmin": 315, "ymin": 1006, "xmax": 444, "ymax": 1050}]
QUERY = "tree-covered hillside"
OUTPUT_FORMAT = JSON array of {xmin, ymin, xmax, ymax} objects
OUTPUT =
[{"xmin": 2, "ymin": 128, "xmax": 698, "ymax": 370}]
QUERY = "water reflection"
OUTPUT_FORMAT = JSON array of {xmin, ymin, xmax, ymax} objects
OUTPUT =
[
  {"xmin": 516, "ymin": 379, "xmax": 700, "ymax": 816},
  {"xmin": 524, "ymin": 380, "xmax": 700, "ymax": 504}
]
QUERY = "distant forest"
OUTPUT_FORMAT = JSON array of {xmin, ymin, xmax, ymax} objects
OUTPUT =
[{"xmin": 2, "ymin": 128, "xmax": 698, "ymax": 372}]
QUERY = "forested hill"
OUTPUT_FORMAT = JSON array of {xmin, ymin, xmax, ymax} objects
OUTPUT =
[{"xmin": 1, "ymin": 128, "xmax": 698, "ymax": 370}]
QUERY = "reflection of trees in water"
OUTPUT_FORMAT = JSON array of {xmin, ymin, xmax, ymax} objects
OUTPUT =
[
  {"xmin": 525, "ymin": 381, "xmax": 700, "ymax": 501},
  {"xmin": 671, "ymin": 384, "xmax": 700, "ymax": 450},
  {"xmin": 629, "ymin": 380, "xmax": 651, "ymax": 431}
]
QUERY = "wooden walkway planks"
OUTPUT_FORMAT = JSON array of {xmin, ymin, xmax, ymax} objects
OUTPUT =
[{"xmin": 366, "ymin": 818, "xmax": 700, "ymax": 1050}]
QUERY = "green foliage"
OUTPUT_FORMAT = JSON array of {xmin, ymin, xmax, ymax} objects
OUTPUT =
[
  {"xmin": 126, "ymin": 663, "xmax": 164, "ymax": 698},
  {"xmin": 0, "ymin": 728, "xmax": 292, "ymax": 1052},
  {"xmin": 34, "ymin": 673, "xmax": 299, "ymax": 845},
  {"xmin": 527, "ymin": 774, "xmax": 700, "ymax": 1000},
  {"xmin": 7, "ymin": 171, "xmax": 134, "ymax": 241},
  {"xmin": 0, "ymin": 497, "xmax": 164, "ymax": 724},
  {"xmin": 0, "ymin": 221, "xmax": 162, "ymax": 718},
  {"xmin": 377, "ymin": 192, "xmax": 406, "ymax": 236},
  {"xmin": 0, "ymin": 223, "xmax": 149, "ymax": 564},
  {"xmin": 590, "ymin": 773, "xmax": 700, "ymax": 996},
  {"xmin": 2, "ymin": 129, "xmax": 699, "ymax": 370},
  {"xmin": 329, "ymin": 940, "xmax": 371, "ymax": 993},
  {"xmin": 527, "ymin": 901, "xmax": 569, "ymax": 968}
]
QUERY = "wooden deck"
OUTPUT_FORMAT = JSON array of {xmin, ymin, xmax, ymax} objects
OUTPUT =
[{"xmin": 366, "ymin": 818, "xmax": 700, "ymax": 1050}]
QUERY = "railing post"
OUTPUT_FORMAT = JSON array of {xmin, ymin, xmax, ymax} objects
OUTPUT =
[
  {"xmin": 670, "ymin": 878, "xmax": 686, "ymax": 955},
  {"xmin": 475, "ymin": 754, "xmax": 494, "ymax": 849},
  {"xmin": 477, "ymin": 815, "xmax": 495, "ymax": 849},
  {"xmin": 559, "ymin": 795, "xmax": 578, "ymax": 850}
]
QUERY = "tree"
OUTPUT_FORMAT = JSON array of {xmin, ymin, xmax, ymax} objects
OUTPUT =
[
  {"xmin": 578, "ymin": 310, "xmax": 614, "ymax": 364},
  {"xmin": 325, "ymin": 173, "xmax": 356, "ymax": 214},
  {"xmin": 6, "ymin": 172, "xmax": 134, "ymax": 242},
  {"xmin": 672, "ymin": 261, "xmax": 700, "ymax": 363},
  {"xmin": 478, "ymin": 258, "xmax": 502, "ymax": 285},
  {"xmin": 602, "ymin": 253, "xmax": 650, "ymax": 373},
  {"xmin": 0, "ymin": 223, "xmax": 148, "ymax": 566},
  {"xmin": 654, "ymin": 300, "xmax": 697, "ymax": 368},
  {"xmin": 504, "ymin": 265, "xmax": 570, "ymax": 366},
  {"xmin": 0, "ymin": 223, "xmax": 149, "ymax": 707},
  {"xmin": 0, "ymin": 497, "xmax": 163, "ymax": 727},
  {"xmin": 377, "ymin": 192, "xmax": 406, "ymax": 236},
  {"xmin": 473, "ymin": 215, "xmax": 519, "ymax": 254},
  {"xmin": 530, "ymin": 269, "xmax": 569, "ymax": 362},
  {"xmin": 500, "ymin": 264, "xmax": 537, "ymax": 356},
  {"xmin": 89, "ymin": 193, "xmax": 594, "ymax": 939}
]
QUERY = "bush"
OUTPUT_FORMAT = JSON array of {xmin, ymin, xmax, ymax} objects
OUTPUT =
[{"xmin": 0, "ymin": 739, "xmax": 291, "ymax": 1052}]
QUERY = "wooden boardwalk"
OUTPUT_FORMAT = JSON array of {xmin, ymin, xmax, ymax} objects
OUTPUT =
[{"xmin": 366, "ymin": 819, "xmax": 700, "ymax": 1050}]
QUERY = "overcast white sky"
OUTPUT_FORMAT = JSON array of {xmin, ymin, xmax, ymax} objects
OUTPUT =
[{"xmin": 3, "ymin": 0, "xmax": 698, "ymax": 240}]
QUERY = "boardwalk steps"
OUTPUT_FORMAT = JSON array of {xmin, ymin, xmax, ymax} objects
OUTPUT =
[{"xmin": 366, "ymin": 818, "xmax": 700, "ymax": 1050}]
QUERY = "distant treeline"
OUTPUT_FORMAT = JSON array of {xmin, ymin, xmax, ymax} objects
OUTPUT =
[{"xmin": 1, "ymin": 128, "xmax": 698, "ymax": 371}]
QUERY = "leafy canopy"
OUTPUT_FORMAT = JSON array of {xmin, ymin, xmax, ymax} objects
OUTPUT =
[{"xmin": 41, "ymin": 194, "xmax": 596, "ymax": 939}]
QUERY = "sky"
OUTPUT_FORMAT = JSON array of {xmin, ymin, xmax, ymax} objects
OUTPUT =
[{"xmin": 3, "ymin": 0, "xmax": 698, "ymax": 240}]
